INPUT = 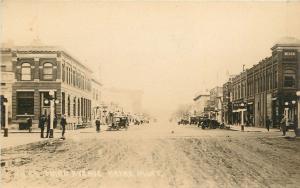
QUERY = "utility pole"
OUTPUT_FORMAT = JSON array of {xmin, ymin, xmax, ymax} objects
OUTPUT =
[
  {"xmin": 44, "ymin": 90, "xmax": 59, "ymax": 138},
  {"xmin": 49, "ymin": 90, "xmax": 55, "ymax": 138},
  {"xmin": 3, "ymin": 98, "xmax": 8, "ymax": 137}
]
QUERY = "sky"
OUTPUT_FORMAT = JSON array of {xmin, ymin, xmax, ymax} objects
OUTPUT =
[{"xmin": 2, "ymin": 0, "xmax": 300, "ymax": 118}]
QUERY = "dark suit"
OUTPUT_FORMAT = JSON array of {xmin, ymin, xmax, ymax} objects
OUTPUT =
[
  {"xmin": 39, "ymin": 116, "xmax": 46, "ymax": 138},
  {"xmin": 46, "ymin": 115, "xmax": 50, "ymax": 138},
  {"xmin": 61, "ymin": 117, "xmax": 67, "ymax": 137}
]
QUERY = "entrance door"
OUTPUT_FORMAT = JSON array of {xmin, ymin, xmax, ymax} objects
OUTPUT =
[{"xmin": 1, "ymin": 104, "xmax": 5, "ymax": 128}]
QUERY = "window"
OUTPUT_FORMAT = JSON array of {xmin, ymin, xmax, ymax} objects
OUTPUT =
[
  {"xmin": 67, "ymin": 96, "xmax": 70, "ymax": 116},
  {"xmin": 21, "ymin": 63, "xmax": 31, "ymax": 81},
  {"xmin": 284, "ymin": 69, "xmax": 296, "ymax": 88},
  {"xmin": 73, "ymin": 97, "xmax": 76, "ymax": 116},
  {"xmin": 62, "ymin": 64, "xmax": 65, "ymax": 82},
  {"xmin": 78, "ymin": 98, "xmax": 80, "ymax": 116},
  {"xmin": 17, "ymin": 92, "xmax": 34, "ymax": 114},
  {"xmin": 274, "ymin": 70, "xmax": 278, "ymax": 88},
  {"xmin": 73, "ymin": 70, "xmax": 75, "ymax": 86},
  {"xmin": 62, "ymin": 92, "xmax": 65, "ymax": 115},
  {"xmin": 1, "ymin": 65, "xmax": 6, "ymax": 71},
  {"xmin": 43, "ymin": 63, "xmax": 53, "ymax": 80}
]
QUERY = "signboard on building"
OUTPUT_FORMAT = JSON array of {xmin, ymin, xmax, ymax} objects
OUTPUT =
[{"xmin": 283, "ymin": 50, "xmax": 297, "ymax": 60}]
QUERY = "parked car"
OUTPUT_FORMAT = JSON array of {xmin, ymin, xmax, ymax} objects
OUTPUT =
[{"xmin": 107, "ymin": 116, "xmax": 129, "ymax": 131}]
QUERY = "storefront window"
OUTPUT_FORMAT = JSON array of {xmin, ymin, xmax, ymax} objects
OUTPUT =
[{"xmin": 17, "ymin": 92, "xmax": 34, "ymax": 114}]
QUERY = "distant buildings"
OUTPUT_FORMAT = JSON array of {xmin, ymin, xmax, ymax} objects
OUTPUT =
[
  {"xmin": 191, "ymin": 37, "xmax": 300, "ymax": 129},
  {"xmin": 91, "ymin": 78, "xmax": 102, "ymax": 121},
  {"xmin": 192, "ymin": 93, "xmax": 210, "ymax": 116},
  {"xmin": 101, "ymin": 87, "xmax": 143, "ymax": 114},
  {"xmin": 228, "ymin": 37, "xmax": 300, "ymax": 127}
]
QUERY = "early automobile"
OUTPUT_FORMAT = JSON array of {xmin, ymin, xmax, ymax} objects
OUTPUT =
[{"xmin": 108, "ymin": 116, "xmax": 129, "ymax": 131}]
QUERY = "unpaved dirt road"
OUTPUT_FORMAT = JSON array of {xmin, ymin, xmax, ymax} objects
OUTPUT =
[{"xmin": 1, "ymin": 122, "xmax": 300, "ymax": 188}]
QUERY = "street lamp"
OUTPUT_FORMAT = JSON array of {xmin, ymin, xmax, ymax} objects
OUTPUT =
[
  {"xmin": 240, "ymin": 102, "xmax": 246, "ymax": 132},
  {"xmin": 284, "ymin": 102, "xmax": 289, "ymax": 125},
  {"xmin": 45, "ymin": 90, "xmax": 59, "ymax": 138}
]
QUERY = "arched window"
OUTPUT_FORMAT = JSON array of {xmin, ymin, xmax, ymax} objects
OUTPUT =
[
  {"xmin": 43, "ymin": 63, "xmax": 53, "ymax": 80},
  {"xmin": 21, "ymin": 63, "xmax": 31, "ymax": 80}
]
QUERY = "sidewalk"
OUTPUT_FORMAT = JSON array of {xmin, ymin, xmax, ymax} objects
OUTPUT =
[
  {"xmin": 229, "ymin": 124, "xmax": 279, "ymax": 132},
  {"xmin": 1, "ymin": 125, "xmax": 110, "ymax": 149},
  {"xmin": 1, "ymin": 129, "xmax": 77, "ymax": 149}
]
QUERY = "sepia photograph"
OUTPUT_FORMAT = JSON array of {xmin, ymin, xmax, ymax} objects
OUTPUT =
[{"xmin": 1, "ymin": 0, "xmax": 300, "ymax": 187}]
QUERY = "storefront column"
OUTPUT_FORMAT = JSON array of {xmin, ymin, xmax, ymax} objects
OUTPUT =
[{"xmin": 296, "ymin": 91, "xmax": 300, "ymax": 137}]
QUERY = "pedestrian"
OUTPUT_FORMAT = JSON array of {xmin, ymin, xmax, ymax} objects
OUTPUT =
[
  {"xmin": 53, "ymin": 114, "xmax": 58, "ymax": 129},
  {"xmin": 280, "ymin": 116, "xmax": 287, "ymax": 136},
  {"xmin": 266, "ymin": 116, "xmax": 271, "ymax": 132},
  {"xmin": 46, "ymin": 115, "xmax": 50, "ymax": 138},
  {"xmin": 27, "ymin": 116, "xmax": 32, "ymax": 133},
  {"xmin": 60, "ymin": 114, "xmax": 67, "ymax": 138},
  {"xmin": 95, "ymin": 117, "xmax": 101, "ymax": 132},
  {"xmin": 39, "ymin": 114, "xmax": 46, "ymax": 138}
]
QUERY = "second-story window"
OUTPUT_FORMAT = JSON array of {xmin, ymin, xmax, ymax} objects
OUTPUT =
[
  {"xmin": 43, "ymin": 63, "xmax": 53, "ymax": 80},
  {"xmin": 21, "ymin": 63, "xmax": 31, "ymax": 81},
  {"xmin": 284, "ymin": 69, "xmax": 296, "ymax": 88}
]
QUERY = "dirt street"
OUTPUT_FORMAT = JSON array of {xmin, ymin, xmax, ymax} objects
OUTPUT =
[{"xmin": 1, "ymin": 122, "xmax": 300, "ymax": 188}]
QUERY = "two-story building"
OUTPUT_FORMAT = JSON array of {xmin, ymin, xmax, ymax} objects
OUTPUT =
[
  {"xmin": 4, "ymin": 46, "xmax": 94, "ymax": 128},
  {"xmin": 230, "ymin": 37, "xmax": 300, "ymax": 127}
]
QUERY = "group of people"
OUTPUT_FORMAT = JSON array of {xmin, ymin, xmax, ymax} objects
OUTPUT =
[
  {"xmin": 265, "ymin": 115, "xmax": 297, "ymax": 136},
  {"xmin": 38, "ymin": 114, "xmax": 67, "ymax": 139}
]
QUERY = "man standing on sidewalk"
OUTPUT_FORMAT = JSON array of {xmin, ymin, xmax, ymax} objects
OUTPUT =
[
  {"xmin": 60, "ymin": 115, "xmax": 67, "ymax": 139},
  {"xmin": 266, "ymin": 116, "xmax": 271, "ymax": 132},
  {"xmin": 95, "ymin": 117, "xmax": 101, "ymax": 133},
  {"xmin": 39, "ymin": 114, "xmax": 46, "ymax": 138},
  {"xmin": 27, "ymin": 116, "xmax": 32, "ymax": 133},
  {"xmin": 280, "ymin": 116, "xmax": 287, "ymax": 136},
  {"xmin": 46, "ymin": 115, "xmax": 50, "ymax": 138}
]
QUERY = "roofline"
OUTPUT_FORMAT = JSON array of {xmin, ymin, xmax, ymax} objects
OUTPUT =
[
  {"xmin": 193, "ymin": 94, "xmax": 210, "ymax": 101},
  {"xmin": 91, "ymin": 78, "xmax": 103, "ymax": 86},
  {"xmin": 271, "ymin": 43, "xmax": 300, "ymax": 50},
  {"xmin": 9, "ymin": 46, "xmax": 93, "ymax": 73}
]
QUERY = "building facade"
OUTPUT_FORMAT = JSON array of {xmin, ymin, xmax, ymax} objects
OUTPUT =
[
  {"xmin": 1, "ymin": 48, "xmax": 14, "ymax": 127},
  {"xmin": 230, "ymin": 37, "xmax": 300, "ymax": 127},
  {"xmin": 91, "ymin": 78, "xmax": 102, "ymax": 122},
  {"xmin": 2, "ymin": 46, "xmax": 94, "ymax": 128},
  {"xmin": 209, "ymin": 87, "xmax": 223, "ymax": 122},
  {"xmin": 192, "ymin": 93, "xmax": 210, "ymax": 116},
  {"xmin": 222, "ymin": 77, "xmax": 235, "ymax": 125}
]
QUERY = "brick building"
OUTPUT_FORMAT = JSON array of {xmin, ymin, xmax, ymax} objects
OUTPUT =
[
  {"xmin": 222, "ymin": 76, "xmax": 235, "ymax": 125},
  {"xmin": 1, "ymin": 48, "xmax": 14, "ymax": 127},
  {"xmin": 2, "ymin": 46, "xmax": 94, "ymax": 128},
  {"xmin": 230, "ymin": 37, "xmax": 300, "ymax": 127}
]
